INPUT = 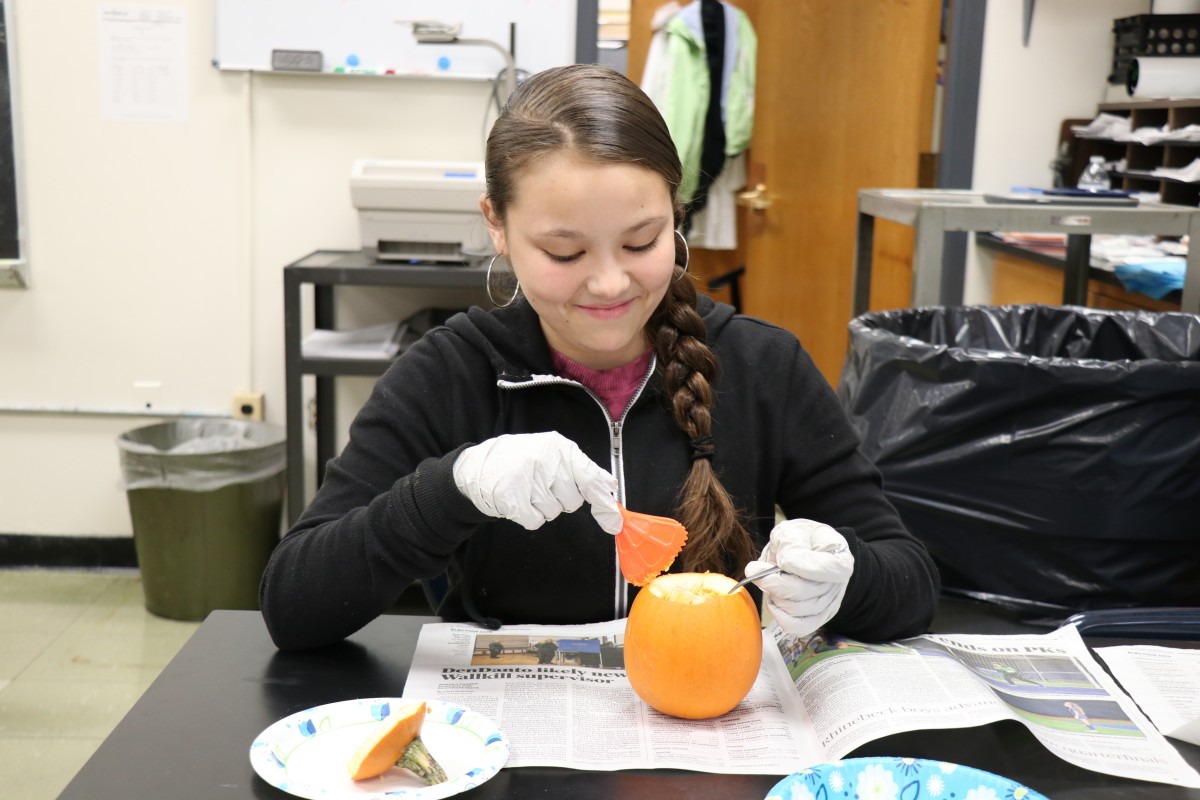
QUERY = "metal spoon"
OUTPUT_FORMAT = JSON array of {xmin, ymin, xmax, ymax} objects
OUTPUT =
[{"xmin": 727, "ymin": 565, "xmax": 782, "ymax": 593}]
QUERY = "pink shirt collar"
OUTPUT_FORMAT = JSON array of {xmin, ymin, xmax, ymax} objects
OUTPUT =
[{"xmin": 551, "ymin": 349, "xmax": 654, "ymax": 421}]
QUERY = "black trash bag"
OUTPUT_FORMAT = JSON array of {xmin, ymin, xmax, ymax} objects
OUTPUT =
[{"xmin": 837, "ymin": 304, "xmax": 1200, "ymax": 614}]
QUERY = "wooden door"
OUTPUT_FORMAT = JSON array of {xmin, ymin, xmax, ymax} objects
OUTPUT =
[{"xmin": 629, "ymin": 0, "xmax": 940, "ymax": 384}]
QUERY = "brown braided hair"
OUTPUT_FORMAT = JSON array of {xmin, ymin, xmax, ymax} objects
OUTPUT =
[
  {"xmin": 646, "ymin": 271, "xmax": 754, "ymax": 575},
  {"xmin": 484, "ymin": 64, "xmax": 755, "ymax": 575}
]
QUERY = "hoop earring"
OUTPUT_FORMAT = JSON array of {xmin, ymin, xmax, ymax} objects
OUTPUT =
[
  {"xmin": 674, "ymin": 229, "xmax": 690, "ymax": 274},
  {"xmin": 486, "ymin": 253, "xmax": 521, "ymax": 308}
]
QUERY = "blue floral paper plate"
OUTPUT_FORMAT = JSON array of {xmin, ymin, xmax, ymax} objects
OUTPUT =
[
  {"xmin": 249, "ymin": 698, "xmax": 509, "ymax": 800},
  {"xmin": 766, "ymin": 757, "xmax": 1049, "ymax": 800}
]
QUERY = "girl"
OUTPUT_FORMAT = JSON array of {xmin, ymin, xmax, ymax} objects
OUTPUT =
[{"xmin": 260, "ymin": 64, "xmax": 939, "ymax": 650}]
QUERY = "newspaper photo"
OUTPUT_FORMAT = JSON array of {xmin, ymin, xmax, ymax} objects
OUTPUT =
[{"xmin": 401, "ymin": 620, "xmax": 1200, "ymax": 787}]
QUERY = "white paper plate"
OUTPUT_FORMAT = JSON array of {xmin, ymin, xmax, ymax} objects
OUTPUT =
[
  {"xmin": 765, "ymin": 757, "xmax": 1048, "ymax": 800},
  {"xmin": 249, "ymin": 698, "xmax": 509, "ymax": 800}
]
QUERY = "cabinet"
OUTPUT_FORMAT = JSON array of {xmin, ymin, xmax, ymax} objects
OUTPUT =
[
  {"xmin": 1075, "ymin": 98, "xmax": 1200, "ymax": 206},
  {"xmin": 284, "ymin": 250, "xmax": 488, "ymax": 525},
  {"xmin": 982, "ymin": 236, "xmax": 1181, "ymax": 312}
]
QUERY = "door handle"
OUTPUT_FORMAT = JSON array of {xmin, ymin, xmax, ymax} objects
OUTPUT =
[{"xmin": 735, "ymin": 183, "xmax": 772, "ymax": 211}]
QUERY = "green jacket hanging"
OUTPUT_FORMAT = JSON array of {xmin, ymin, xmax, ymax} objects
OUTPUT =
[{"xmin": 641, "ymin": 1, "xmax": 757, "ymax": 206}]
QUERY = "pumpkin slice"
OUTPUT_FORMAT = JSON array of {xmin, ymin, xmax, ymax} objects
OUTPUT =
[
  {"xmin": 347, "ymin": 701, "xmax": 436, "ymax": 782},
  {"xmin": 615, "ymin": 504, "xmax": 689, "ymax": 586}
]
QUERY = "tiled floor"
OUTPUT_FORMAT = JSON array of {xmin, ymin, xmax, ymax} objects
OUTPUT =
[
  {"xmin": 0, "ymin": 569, "xmax": 201, "ymax": 800},
  {"xmin": 0, "ymin": 566, "xmax": 438, "ymax": 799}
]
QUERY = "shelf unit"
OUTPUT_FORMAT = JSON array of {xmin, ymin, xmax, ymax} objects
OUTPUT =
[
  {"xmin": 1076, "ymin": 98, "xmax": 1200, "ymax": 206},
  {"xmin": 283, "ymin": 249, "xmax": 488, "ymax": 525}
]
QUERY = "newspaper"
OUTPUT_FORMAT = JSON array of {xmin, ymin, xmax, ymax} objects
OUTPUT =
[
  {"xmin": 1097, "ymin": 646, "xmax": 1200, "ymax": 747},
  {"xmin": 401, "ymin": 620, "xmax": 1200, "ymax": 788}
]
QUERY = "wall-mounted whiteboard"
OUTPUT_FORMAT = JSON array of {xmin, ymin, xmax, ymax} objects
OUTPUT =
[{"xmin": 213, "ymin": 0, "xmax": 593, "ymax": 79}]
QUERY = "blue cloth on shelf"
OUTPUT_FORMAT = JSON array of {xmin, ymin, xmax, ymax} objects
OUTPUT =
[{"xmin": 1113, "ymin": 259, "xmax": 1185, "ymax": 300}]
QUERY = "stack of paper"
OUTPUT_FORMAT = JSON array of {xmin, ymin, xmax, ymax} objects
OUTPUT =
[
  {"xmin": 1160, "ymin": 124, "xmax": 1200, "ymax": 143},
  {"xmin": 1070, "ymin": 113, "xmax": 1200, "ymax": 145},
  {"xmin": 303, "ymin": 322, "xmax": 406, "ymax": 360},
  {"xmin": 1153, "ymin": 158, "xmax": 1200, "ymax": 182},
  {"xmin": 1071, "ymin": 113, "xmax": 1131, "ymax": 140}
]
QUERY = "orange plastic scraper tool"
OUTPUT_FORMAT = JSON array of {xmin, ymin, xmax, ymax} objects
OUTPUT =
[{"xmin": 615, "ymin": 503, "xmax": 688, "ymax": 586}]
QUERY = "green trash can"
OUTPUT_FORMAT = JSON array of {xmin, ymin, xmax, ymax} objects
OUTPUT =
[{"xmin": 116, "ymin": 419, "xmax": 286, "ymax": 620}]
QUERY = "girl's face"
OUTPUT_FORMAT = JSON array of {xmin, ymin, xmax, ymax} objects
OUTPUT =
[{"xmin": 481, "ymin": 151, "xmax": 677, "ymax": 370}]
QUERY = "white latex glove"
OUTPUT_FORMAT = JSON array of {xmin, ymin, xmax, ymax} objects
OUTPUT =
[
  {"xmin": 746, "ymin": 518, "xmax": 855, "ymax": 637},
  {"xmin": 453, "ymin": 432, "xmax": 623, "ymax": 534}
]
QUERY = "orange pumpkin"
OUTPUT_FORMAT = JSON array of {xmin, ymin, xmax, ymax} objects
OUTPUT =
[{"xmin": 623, "ymin": 572, "xmax": 763, "ymax": 719}]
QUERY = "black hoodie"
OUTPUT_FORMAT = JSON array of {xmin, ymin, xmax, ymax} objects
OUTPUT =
[{"xmin": 260, "ymin": 295, "xmax": 940, "ymax": 650}]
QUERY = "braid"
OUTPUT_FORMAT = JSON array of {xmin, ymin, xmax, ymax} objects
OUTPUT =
[{"xmin": 649, "ymin": 269, "xmax": 756, "ymax": 575}]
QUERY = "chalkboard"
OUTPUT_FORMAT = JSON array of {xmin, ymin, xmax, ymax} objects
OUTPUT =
[
  {"xmin": 213, "ymin": 0, "xmax": 595, "ymax": 78},
  {"xmin": 0, "ymin": 0, "xmax": 26, "ymax": 287}
]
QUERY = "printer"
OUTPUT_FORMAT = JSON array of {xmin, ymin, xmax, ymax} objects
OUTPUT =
[{"xmin": 350, "ymin": 159, "xmax": 494, "ymax": 263}]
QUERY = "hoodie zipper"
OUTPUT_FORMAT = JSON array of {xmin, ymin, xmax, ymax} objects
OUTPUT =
[
  {"xmin": 607, "ymin": 417, "xmax": 627, "ymax": 617},
  {"xmin": 609, "ymin": 419, "xmax": 623, "ymax": 496},
  {"xmin": 497, "ymin": 357, "xmax": 657, "ymax": 619}
]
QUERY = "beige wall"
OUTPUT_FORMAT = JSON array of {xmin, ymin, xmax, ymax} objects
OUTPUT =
[
  {"xmin": 0, "ymin": 0, "xmax": 492, "ymax": 536},
  {"xmin": 964, "ymin": 0, "xmax": 1150, "ymax": 303}
]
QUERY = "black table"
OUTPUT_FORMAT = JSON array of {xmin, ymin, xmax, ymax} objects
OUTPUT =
[{"xmin": 57, "ymin": 600, "xmax": 1200, "ymax": 799}]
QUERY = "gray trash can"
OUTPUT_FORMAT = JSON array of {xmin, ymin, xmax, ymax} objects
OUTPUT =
[{"xmin": 117, "ymin": 419, "xmax": 286, "ymax": 620}]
